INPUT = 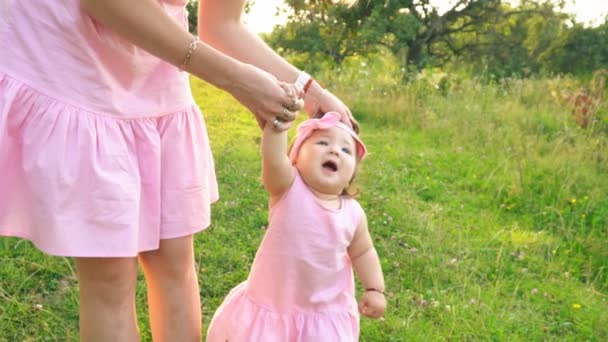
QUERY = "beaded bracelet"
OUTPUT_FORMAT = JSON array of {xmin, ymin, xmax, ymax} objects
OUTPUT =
[
  {"xmin": 295, "ymin": 71, "xmax": 311, "ymax": 92},
  {"xmin": 303, "ymin": 77, "xmax": 314, "ymax": 93},
  {"xmin": 179, "ymin": 37, "xmax": 200, "ymax": 71},
  {"xmin": 365, "ymin": 288, "xmax": 385, "ymax": 295}
]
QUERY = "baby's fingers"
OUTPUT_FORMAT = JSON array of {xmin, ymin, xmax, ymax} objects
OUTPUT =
[
  {"xmin": 359, "ymin": 301, "xmax": 381, "ymax": 319},
  {"xmin": 361, "ymin": 307, "xmax": 381, "ymax": 319}
]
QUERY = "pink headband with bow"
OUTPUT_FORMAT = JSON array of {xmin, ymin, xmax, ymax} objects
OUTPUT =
[{"xmin": 289, "ymin": 112, "xmax": 367, "ymax": 163}]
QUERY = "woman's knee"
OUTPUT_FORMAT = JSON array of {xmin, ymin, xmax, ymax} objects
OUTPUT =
[
  {"xmin": 75, "ymin": 257, "xmax": 138, "ymax": 302},
  {"xmin": 139, "ymin": 236, "xmax": 196, "ymax": 281}
]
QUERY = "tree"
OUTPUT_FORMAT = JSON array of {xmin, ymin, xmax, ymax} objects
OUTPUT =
[
  {"xmin": 267, "ymin": 0, "xmax": 415, "ymax": 66},
  {"xmin": 446, "ymin": 1, "xmax": 568, "ymax": 77},
  {"xmin": 541, "ymin": 20, "xmax": 608, "ymax": 75},
  {"xmin": 268, "ymin": 0, "xmax": 566, "ymax": 72}
]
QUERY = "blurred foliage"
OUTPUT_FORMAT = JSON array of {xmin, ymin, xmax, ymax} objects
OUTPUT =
[
  {"xmin": 260, "ymin": 0, "xmax": 608, "ymax": 78},
  {"xmin": 186, "ymin": 1, "xmax": 198, "ymax": 34},
  {"xmin": 184, "ymin": 1, "xmax": 607, "ymax": 79}
]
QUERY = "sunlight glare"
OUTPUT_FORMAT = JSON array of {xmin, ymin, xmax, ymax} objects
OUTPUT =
[{"xmin": 244, "ymin": 0, "xmax": 606, "ymax": 33}]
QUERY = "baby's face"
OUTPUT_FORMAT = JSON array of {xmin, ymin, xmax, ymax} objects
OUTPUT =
[{"xmin": 295, "ymin": 127, "xmax": 357, "ymax": 196}]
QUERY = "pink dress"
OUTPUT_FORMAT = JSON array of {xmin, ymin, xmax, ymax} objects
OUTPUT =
[
  {"xmin": 0, "ymin": 0, "xmax": 218, "ymax": 257},
  {"xmin": 206, "ymin": 171, "xmax": 363, "ymax": 341}
]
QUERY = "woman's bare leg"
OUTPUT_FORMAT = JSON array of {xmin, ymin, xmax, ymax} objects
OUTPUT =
[
  {"xmin": 74, "ymin": 257, "xmax": 139, "ymax": 342},
  {"xmin": 138, "ymin": 235, "xmax": 202, "ymax": 342}
]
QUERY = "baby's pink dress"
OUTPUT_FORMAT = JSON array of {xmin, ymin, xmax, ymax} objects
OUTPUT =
[
  {"xmin": 206, "ymin": 171, "xmax": 363, "ymax": 341},
  {"xmin": 0, "ymin": 0, "xmax": 218, "ymax": 257}
]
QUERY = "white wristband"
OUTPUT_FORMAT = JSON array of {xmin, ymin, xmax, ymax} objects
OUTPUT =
[{"xmin": 294, "ymin": 71, "xmax": 311, "ymax": 92}]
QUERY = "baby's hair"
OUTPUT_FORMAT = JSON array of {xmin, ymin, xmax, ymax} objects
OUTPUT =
[
  {"xmin": 288, "ymin": 129, "xmax": 363, "ymax": 198},
  {"xmin": 343, "ymin": 163, "xmax": 362, "ymax": 198}
]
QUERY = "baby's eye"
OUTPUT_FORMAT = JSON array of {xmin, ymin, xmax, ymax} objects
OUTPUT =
[
  {"xmin": 317, "ymin": 140, "xmax": 329, "ymax": 146},
  {"xmin": 342, "ymin": 147, "xmax": 352, "ymax": 155}
]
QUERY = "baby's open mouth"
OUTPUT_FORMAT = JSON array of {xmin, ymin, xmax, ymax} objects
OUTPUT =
[{"xmin": 322, "ymin": 161, "xmax": 338, "ymax": 172}]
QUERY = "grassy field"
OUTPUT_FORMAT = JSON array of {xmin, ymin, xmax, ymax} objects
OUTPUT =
[{"xmin": 1, "ymin": 73, "xmax": 607, "ymax": 341}]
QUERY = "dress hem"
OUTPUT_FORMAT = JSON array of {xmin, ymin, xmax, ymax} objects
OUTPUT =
[
  {"xmin": 0, "ymin": 69, "xmax": 195, "ymax": 120},
  {"xmin": 0, "ymin": 212, "xmax": 217, "ymax": 258}
]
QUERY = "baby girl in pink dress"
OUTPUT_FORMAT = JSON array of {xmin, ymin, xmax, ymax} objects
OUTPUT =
[{"xmin": 206, "ymin": 112, "xmax": 387, "ymax": 341}]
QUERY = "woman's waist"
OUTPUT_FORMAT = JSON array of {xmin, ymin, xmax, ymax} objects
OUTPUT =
[{"xmin": 0, "ymin": 69, "xmax": 194, "ymax": 118}]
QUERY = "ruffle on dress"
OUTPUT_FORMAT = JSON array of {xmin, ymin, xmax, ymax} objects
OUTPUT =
[
  {"xmin": 206, "ymin": 283, "xmax": 360, "ymax": 342},
  {"xmin": 0, "ymin": 72, "xmax": 218, "ymax": 257}
]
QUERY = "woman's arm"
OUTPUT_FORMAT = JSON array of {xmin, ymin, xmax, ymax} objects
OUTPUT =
[
  {"xmin": 80, "ymin": 0, "xmax": 297, "ymax": 127},
  {"xmin": 198, "ymin": 0, "xmax": 357, "ymax": 128},
  {"xmin": 81, "ymin": 0, "xmax": 236, "ymax": 89},
  {"xmin": 198, "ymin": 0, "xmax": 299, "ymax": 86}
]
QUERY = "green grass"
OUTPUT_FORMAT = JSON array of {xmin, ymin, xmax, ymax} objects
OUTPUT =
[{"xmin": 1, "ymin": 74, "xmax": 607, "ymax": 341}]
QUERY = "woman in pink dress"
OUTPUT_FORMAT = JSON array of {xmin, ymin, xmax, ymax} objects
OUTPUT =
[
  {"xmin": 206, "ymin": 112, "xmax": 387, "ymax": 341},
  {"xmin": 0, "ymin": 0, "xmax": 356, "ymax": 340}
]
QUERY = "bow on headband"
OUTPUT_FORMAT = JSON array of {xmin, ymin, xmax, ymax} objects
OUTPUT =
[{"xmin": 289, "ymin": 112, "xmax": 367, "ymax": 163}]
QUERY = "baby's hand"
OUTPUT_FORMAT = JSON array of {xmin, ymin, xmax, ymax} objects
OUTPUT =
[{"xmin": 358, "ymin": 290, "xmax": 387, "ymax": 319}]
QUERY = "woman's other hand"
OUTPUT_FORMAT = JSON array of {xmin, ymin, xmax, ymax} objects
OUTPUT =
[{"xmin": 304, "ymin": 85, "xmax": 360, "ymax": 134}]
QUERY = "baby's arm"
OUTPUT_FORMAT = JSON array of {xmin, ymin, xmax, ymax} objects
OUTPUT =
[
  {"xmin": 261, "ymin": 123, "xmax": 295, "ymax": 198},
  {"xmin": 348, "ymin": 212, "xmax": 387, "ymax": 319}
]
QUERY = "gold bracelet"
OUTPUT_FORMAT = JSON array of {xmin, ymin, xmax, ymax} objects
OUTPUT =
[{"xmin": 179, "ymin": 37, "xmax": 199, "ymax": 71}]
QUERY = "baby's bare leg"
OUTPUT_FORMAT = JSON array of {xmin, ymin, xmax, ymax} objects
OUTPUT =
[{"xmin": 139, "ymin": 235, "xmax": 202, "ymax": 342}]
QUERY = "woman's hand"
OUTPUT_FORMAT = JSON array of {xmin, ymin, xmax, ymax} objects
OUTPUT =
[
  {"xmin": 228, "ymin": 64, "xmax": 303, "ymax": 131},
  {"xmin": 304, "ymin": 85, "xmax": 360, "ymax": 133},
  {"xmin": 358, "ymin": 290, "xmax": 387, "ymax": 319}
]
